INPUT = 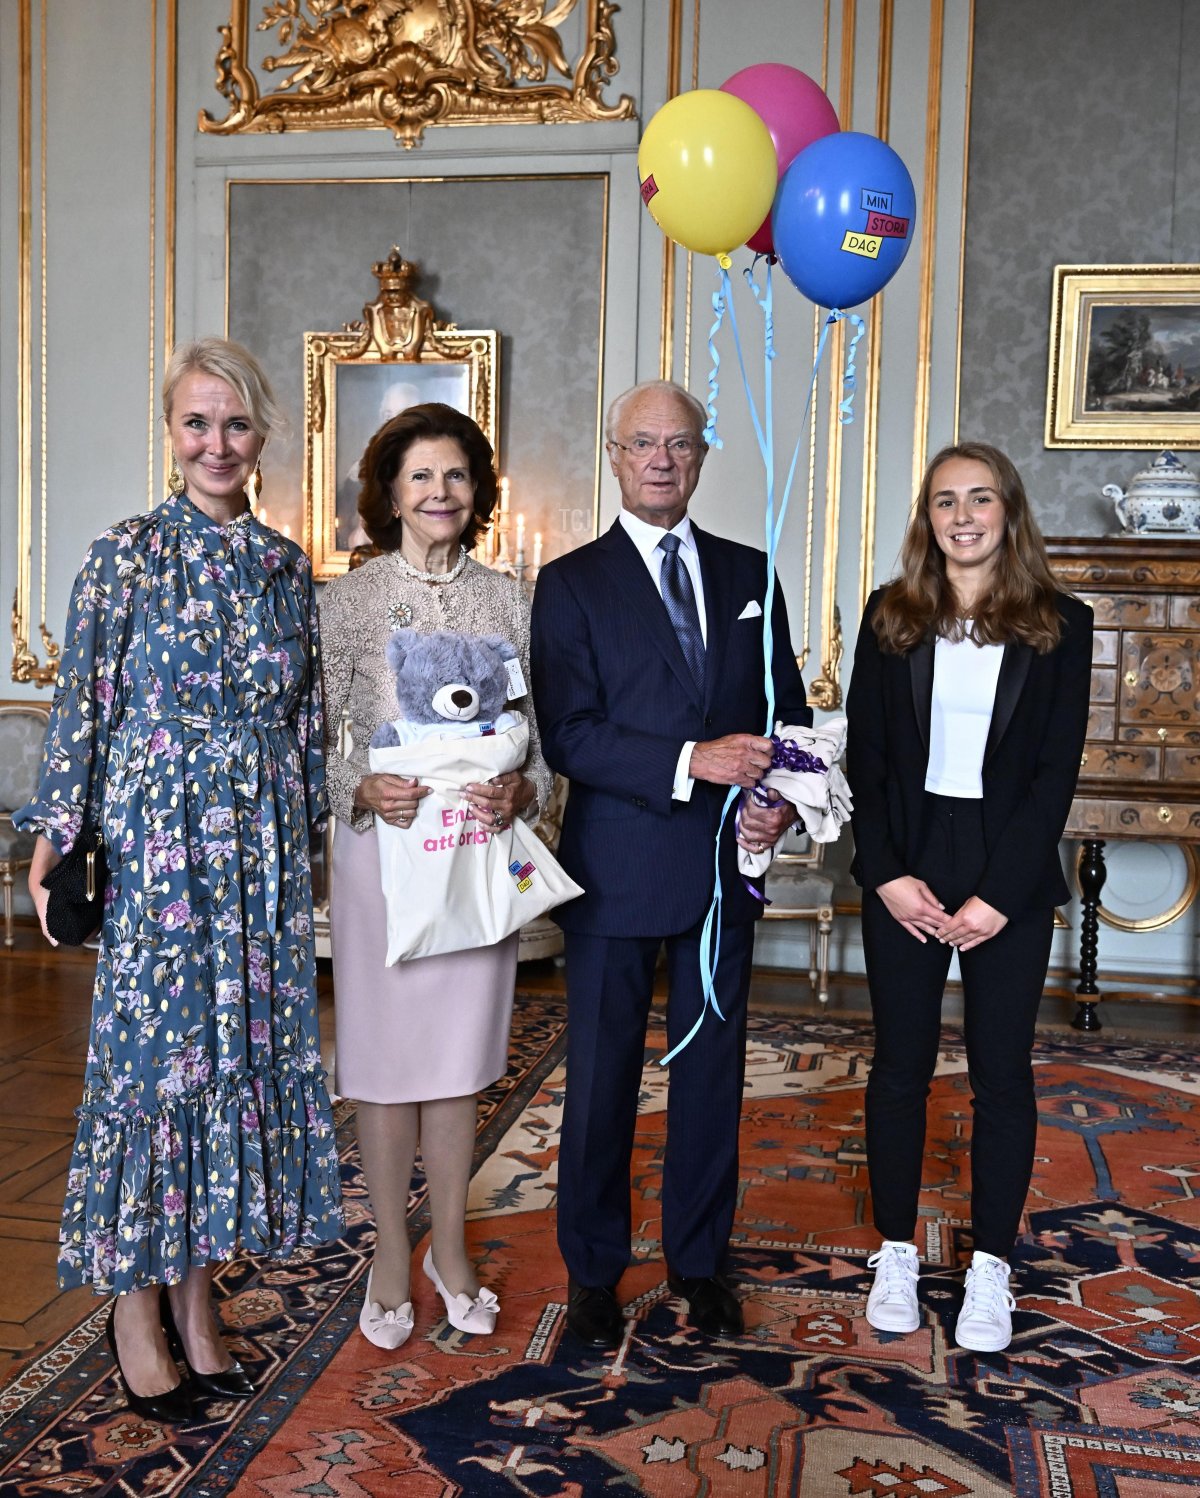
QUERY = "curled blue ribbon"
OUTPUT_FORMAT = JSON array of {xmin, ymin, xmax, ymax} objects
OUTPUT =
[
  {"xmin": 703, "ymin": 270, "xmax": 731, "ymax": 449},
  {"xmin": 824, "ymin": 309, "xmax": 868, "ymax": 425}
]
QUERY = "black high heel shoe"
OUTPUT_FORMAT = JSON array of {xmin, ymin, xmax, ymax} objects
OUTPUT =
[
  {"xmin": 105, "ymin": 1303, "xmax": 195, "ymax": 1423},
  {"xmin": 160, "ymin": 1287, "xmax": 255, "ymax": 1400}
]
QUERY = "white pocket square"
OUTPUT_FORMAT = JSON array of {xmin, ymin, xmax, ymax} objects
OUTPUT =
[{"xmin": 737, "ymin": 600, "xmax": 763, "ymax": 620}]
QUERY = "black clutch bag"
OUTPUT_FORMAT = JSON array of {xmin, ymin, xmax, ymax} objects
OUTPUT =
[{"xmin": 42, "ymin": 820, "xmax": 107, "ymax": 946}]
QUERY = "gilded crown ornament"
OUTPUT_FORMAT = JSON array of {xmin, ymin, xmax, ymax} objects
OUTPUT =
[{"xmin": 373, "ymin": 248, "xmax": 417, "ymax": 295}]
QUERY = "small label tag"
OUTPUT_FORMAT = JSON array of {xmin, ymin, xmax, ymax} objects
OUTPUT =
[
  {"xmin": 860, "ymin": 187, "xmax": 894, "ymax": 213},
  {"xmin": 509, "ymin": 857, "xmax": 536, "ymax": 893},
  {"xmin": 640, "ymin": 174, "xmax": 659, "ymax": 204},
  {"xmin": 841, "ymin": 230, "xmax": 883, "ymax": 259},
  {"xmin": 504, "ymin": 657, "xmax": 527, "ymax": 698},
  {"xmin": 865, "ymin": 210, "xmax": 909, "ymax": 238}
]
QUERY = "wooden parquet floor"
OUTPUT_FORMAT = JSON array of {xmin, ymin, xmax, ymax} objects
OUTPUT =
[{"xmin": 0, "ymin": 927, "xmax": 101, "ymax": 1377}]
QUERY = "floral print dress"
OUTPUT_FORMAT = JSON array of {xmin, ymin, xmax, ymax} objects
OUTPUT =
[{"xmin": 17, "ymin": 493, "xmax": 344, "ymax": 1294}]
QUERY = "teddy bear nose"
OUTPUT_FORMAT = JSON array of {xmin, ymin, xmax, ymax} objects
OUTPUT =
[{"xmin": 451, "ymin": 689, "xmax": 473, "ymax": 709}]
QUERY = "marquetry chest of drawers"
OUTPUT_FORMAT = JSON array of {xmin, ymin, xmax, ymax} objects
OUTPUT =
[
  {"xmin": 1045, "ymin": 536, "xmax": 1200, "ymax": 1028},
  {"xmin": 1047, "ymin": 536, "xmax": 1200, "ymax": 838}
]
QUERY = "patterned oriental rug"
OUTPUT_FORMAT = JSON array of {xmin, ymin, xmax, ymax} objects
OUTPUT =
[{"xmin": 3, "ymin": 999, "xmax": 1200, "ymax": 1497}]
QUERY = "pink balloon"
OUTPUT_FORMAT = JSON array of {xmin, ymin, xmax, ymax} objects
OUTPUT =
[{"xmin": 720, "ymin": 63, "xmax": 840, "ymax": 254}]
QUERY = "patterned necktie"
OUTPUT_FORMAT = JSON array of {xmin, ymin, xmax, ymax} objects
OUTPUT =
[{"xmin": 658, "ymin": 532, "xmax": 705, "ymax": 688}]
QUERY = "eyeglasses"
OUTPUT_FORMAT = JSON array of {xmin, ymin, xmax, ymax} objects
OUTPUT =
[{"xmin": 608, "ymin": 436, "xmax": 703, "ymax": 460}]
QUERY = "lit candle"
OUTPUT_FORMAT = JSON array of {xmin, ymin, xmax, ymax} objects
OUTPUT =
[
  {"xmin": 533, "ymin": 531, "xmax": 543, "ymax": 570},
  {"xmin": 499, "ymin": 475, "xmax": 510, "ymax": 512},
  {"xmin": 515, "ymin": 512, "xmax": 526, "ymax": 560},
  {"xmin": 281, "ymin": 523, "xmax": 292, "ymax": 539},
  {"xmin": 258, "ymin": 505, "xmax": 270, "ymax": 528}
]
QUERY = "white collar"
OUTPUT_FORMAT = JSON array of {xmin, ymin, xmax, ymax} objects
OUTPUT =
[{"xmin": 619, "ymin": 508, "xmax": 696, "ymax": 562}]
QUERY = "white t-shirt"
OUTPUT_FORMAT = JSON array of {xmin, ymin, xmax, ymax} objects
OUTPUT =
[{"xmin": 923, "ymin": 630, "xmax": 1004, "ymax": 798}]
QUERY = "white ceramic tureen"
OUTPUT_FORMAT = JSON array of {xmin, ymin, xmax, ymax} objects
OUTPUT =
[{"xmin": 1104, "ymin": 450, "xmax": 1200, "ymax": 534}]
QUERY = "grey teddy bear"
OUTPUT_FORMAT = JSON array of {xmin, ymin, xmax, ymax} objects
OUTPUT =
[{"xmin": 370, "ymin": 629, "xmax": 520, "ymax": 749}]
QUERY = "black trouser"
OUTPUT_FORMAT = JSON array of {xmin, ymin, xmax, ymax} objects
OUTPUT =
[
  {"xmin": 861, "ymin": 793, "xmax": 1054, "ymax": 1258},
  {"xmin": 557, "ymin": 920, "xmax": 754, "ymax": 1287}
]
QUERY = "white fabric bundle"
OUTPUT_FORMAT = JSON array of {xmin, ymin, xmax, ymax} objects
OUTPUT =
[
  {"xmin": 738, "ymin": 716, "xmax": 853, "ymax": 880},
  {"xmin": 368, "ymin": 713, "xmax": 583, "ymax": 964}
]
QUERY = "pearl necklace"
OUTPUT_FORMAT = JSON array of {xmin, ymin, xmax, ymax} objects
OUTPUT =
[{"xmin": 392, "ymin": 545, "xmax": 469, "ymax": 585}]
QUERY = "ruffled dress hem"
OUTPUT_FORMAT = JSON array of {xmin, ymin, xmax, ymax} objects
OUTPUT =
[{"xmin": 56, "ymin": 1061, "xmax": 345, "ymax": 1295}]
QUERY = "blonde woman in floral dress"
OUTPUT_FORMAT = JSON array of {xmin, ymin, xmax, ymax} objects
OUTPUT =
[{"xmin": 20, "ymin": 338, "xmax": 343, "ymax": 1421}]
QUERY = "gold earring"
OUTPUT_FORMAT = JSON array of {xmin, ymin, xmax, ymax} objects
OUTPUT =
[
  {"xmin": 251, "ymin": 464, "xmax": 264, "ymax": 504},
  {"xmin": 167, "ymin": 456, "xmax": 185, "ymax": 496}
]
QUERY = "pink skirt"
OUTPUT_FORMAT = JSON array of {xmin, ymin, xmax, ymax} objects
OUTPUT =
[{"xmin": 330, "ymin": 822, "xmax": 518, "ymax": 1103}]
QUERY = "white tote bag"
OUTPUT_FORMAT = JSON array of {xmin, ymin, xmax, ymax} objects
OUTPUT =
[{"xmin": 368, "ymin": 714, "xmax": 583, "ymax": 964}]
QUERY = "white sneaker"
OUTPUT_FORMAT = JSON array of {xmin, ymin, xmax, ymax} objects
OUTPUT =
[
  {"xmin": 955, "ymin": 1252, "xmax": 1015, "ymax": 1352},
  {"xmin": 865, "ymin": 1241, "xmax": 920, "ymax": 1333}
]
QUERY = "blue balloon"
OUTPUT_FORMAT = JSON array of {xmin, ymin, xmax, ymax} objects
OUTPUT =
[{"xmin": 772, "ymin": 131, "xmax": 916, "ymax": 309}]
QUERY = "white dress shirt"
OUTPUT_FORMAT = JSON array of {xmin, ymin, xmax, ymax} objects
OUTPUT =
[
  {"xmin": 619, "ymin": 509, "xmax": 707, "ymax": 801},
  {"xmin": 924, "ymin": 630, "xmax": 1004, "ymax": 798}
]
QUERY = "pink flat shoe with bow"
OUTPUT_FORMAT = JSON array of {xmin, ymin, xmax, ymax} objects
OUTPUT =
[
  {"xmin": 423, "ymin": 1250, "xmax": 499, "ymax": 1335},
  {"xmin": 359, "ymin": 1266, "xmax": 415, "ymax": 1350}
]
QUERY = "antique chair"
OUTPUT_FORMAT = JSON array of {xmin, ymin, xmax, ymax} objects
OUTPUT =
[
  {"xmin": 0, "ymin": 703, "xmax": 50, "ymax": 946},
  {"xmin": 760, "ymin": 823, "xmax": 856, "ymax": 1006}
]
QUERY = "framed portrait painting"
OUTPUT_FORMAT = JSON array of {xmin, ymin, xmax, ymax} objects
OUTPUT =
[
  {"xmin": 1045, "ymin": 263, "xmax": 1200, "ymax": 448},
  {"xmin": 304, "ymin": 249, "xmax": 498, "ymax": 577}
]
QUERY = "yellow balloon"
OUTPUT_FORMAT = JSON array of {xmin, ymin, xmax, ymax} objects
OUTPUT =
[{"xmin": 638, "ymin": 90, "xmax": 778, "ymax": 258}]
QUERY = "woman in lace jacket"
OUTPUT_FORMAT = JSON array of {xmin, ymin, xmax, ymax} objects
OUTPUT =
[{"xmin": 320, "ymin": 402, "xmax": 551, "ymax": 1348}]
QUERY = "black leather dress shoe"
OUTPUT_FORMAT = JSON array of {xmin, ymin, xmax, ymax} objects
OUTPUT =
[
  {"xmin": 666, "ymin": 1272, "xmax": 745, "ymax": 1337},
  {"xmin": 106, "ymin": 1304, "xmax": 195, "ymax": 1424},
  {"xmin": 565, "ymin": 1280, "xmax": 623, "ymax": 1349},
  {"xmin": 160, "ymin": 1288, "xmax": 256, "ymax": 1400}
]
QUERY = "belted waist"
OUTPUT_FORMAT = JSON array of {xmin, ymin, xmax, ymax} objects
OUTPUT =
[{"xmin": 123, "ymin": 709, "xmax": 292, "ymax": 735}]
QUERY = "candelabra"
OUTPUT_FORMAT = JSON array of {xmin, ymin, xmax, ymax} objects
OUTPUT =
[{"xmin": 485, "ymin": 476, "xmax": 541, "ymax": 595}]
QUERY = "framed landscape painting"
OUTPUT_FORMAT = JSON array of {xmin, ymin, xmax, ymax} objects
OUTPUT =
[{"xmin": 1045, "ymin": 264, "xmax": 1200, "ymax": 448}]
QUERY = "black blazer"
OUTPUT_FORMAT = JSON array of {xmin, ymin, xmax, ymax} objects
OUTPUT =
[
  {"xmin": 845, "ymin": 589, "xmax": 1093, "ymax": 919},
  {"xmin": 530, "ymin": 519, "xmax": 811, "ymax": 937}
]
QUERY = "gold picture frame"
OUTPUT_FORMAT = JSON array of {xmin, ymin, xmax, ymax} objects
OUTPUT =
[
  {"xmin": 1045, "ymin": 263, "xmax": 1200, "ymax": 448},
  {"xmin": 304, "ymin": 248, "xmax": 498, "ymax": 579}
]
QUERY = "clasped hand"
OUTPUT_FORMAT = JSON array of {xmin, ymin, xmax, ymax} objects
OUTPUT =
[
  {"xmin": 876, "ymin": 876, "xmax": 1007, "ymax": 951},
  {"xmin": 463, "ymin": 771, "xmax": 535, "ymax": 829},
  {"xmin": 690, "ymin": 733, "xmax": 773, "ymax": 789},
  {"xmin": 688, "ymin": 734, "xmax": 795, "ymax": 854},
  {"xmin": 354, "ymin": 771, "xmax": 534, "ymax": 831},
  {"xmin": 737, "ymin": 788, "xmax": 796, "ymax": 854}
]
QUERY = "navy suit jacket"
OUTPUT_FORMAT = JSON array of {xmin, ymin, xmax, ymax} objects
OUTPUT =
[
  {"xmin": 530, "ymin": 518, "xmax": 811, "ymax": 937},
  {"xmin": 846, "ymin": 589, "xmax": 1093, "ymax": 920}
]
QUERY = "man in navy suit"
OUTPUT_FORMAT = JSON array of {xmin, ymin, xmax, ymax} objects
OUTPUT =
[{"xmin": 530, "ymin": 380, "xmax": 811, "ymax": 1347}]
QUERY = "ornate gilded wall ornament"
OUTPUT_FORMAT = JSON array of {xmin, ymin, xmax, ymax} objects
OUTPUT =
[
  {"xmin": 304, "ymin": 248, "xmax": 499, "ymax": 578},
  {"xmin": 199, "ymin": 0, "xmax": 635, "ymax": 150},
  {"xmin": 808, "ymin": 606, "xmax": 844, "ymax": 712},
  {"xmin": 10, "ymin": 606, "xmax": 61, "ymax": 689}
]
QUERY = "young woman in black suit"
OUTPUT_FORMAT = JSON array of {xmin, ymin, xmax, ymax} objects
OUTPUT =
[{"xmin": 846, "ymin": 442, "xmax": 1092, "ymax": 1353}]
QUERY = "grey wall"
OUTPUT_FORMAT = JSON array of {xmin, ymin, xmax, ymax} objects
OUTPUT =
[
  {"xmin": 228, "ymin": 176, "xmax": 607, "ymax": 565},
  {"xmin": 959, "ymin": 0, "xmax": 1200, "ymax": 535}
]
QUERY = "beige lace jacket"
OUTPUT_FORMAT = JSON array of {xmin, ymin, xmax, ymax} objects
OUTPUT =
[{"xmin": 319, "ymin": 552, "xmax": 552, "ymax": 832}]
